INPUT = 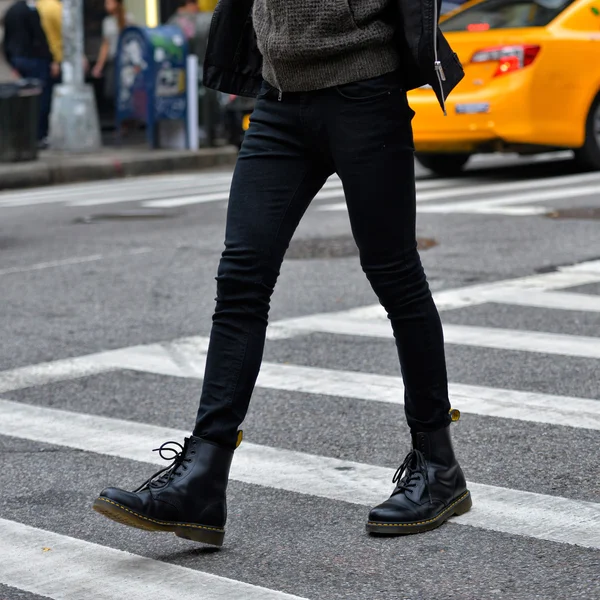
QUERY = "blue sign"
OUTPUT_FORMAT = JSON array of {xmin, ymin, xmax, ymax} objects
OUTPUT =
[{"xmin": 116, "ymin": 26, "xmax": 189, "ymax": 148}]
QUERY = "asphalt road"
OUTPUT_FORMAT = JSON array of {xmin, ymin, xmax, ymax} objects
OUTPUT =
[{"xmin": 1, "ymin": 153, "xmax": 599, "ymax": 600}]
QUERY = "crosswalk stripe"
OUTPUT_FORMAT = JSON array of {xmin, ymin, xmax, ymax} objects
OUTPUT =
[
  {"xmin": 483, "ymin": 289, "xmax": 600, "ymax": 313},
  {"xmin": 418, "ymin": 184, "xmax": 600, "ymax": 214},
  {"xmin": 1, "ymin": 334, "xmax": 599, "ymax": 430},
  {"xmin": 318, "ymin": 170, "xmax": 600, "ymax": 213},
  {"xmin": 3, "ymin": 168, "xmax": 600, "ymax": 211},
  {"xmin": 0, "ymin": 518, "xmax": 308, "ymax": 600},
  {"xmin": 0, "ymin": 398, "xmax": 598, "ymax": 550},
  {"xmin": 322, "ymin": 181, "xmax": 600, "ymax": 214},
  {"xmin": 0, "ymin": 173, "xmax": 464, "ymax": 206},
  {"xmin": 269, "ymin": 315, "xmax": 600, "ymax": 359},
  {"xmin": 264, "ymin": 258, "xmax": 600, "ymax": 331}
]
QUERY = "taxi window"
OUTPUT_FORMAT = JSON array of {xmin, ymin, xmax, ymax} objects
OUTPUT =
[{"xmin": 441, "ymin": 0, "xmax": 575, "ymax": 30}]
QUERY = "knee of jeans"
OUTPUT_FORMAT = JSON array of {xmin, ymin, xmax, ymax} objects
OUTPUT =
[
  {"xmin": 363, "ymin": 248, "xmax": 431, "ymax": 307},
  {"xmin": 214, "ymin": 253, "xmax": 277, "ymax": 310}
]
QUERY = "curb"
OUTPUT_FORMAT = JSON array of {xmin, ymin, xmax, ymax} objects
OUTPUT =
[{"xmin": 0, "ymin": 147, "xmax": 239, "ymax": 191}]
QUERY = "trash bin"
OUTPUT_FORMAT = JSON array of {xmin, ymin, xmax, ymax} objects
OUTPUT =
[{"xmin": 0, "ymin": 80, "xmax": 42, "ymax": 162}]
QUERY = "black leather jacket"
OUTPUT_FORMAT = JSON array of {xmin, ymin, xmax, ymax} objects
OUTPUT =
[{"xmin": 203, "ymin": 0, "xmax": 463, "ymax": 114}]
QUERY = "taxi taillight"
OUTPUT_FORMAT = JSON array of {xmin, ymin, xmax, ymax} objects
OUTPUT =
[{"xmin": 471, "ymin": 45, "xmax": 541, "ymax": 77}]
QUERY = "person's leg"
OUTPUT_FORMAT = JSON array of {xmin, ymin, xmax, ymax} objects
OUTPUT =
[
  {"xmin": 36, "ymin": 59, "xmax": 52, "ymax": 141},
  {"xmin": 325, "ymin": 71, "xmax": 471, "ymax": 534},
  {"xmin": 13, "ymin": 58, "xmax": 52, "ymax": 141},
  {"xmin": 194, "ymin": 88, "xmax": 333, "ymax": 448},
  {"xmin": 94, "ymin": 85, "xmax": 333, "ymax": 544},
  {"xmin": 327, "ymin": 71, "xmax": 450, "ymax": 432}
]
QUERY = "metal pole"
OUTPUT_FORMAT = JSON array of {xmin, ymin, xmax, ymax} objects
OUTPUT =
[
  {"xmin": 48, "ymin": 0, "xmax": 102, "ymax": 151},
  {"xmin": 60, "ymin": 0, "xmax": 84, "ymax": 86}
]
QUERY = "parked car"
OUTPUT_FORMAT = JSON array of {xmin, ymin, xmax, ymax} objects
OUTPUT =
[{"xmin": 409, "ymin": 0, "xmax": 600, "ymax": 175}]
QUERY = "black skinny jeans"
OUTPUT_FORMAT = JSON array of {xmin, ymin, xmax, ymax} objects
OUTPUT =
[{"xmin": 194, "ymin": 71, "xmax": 451, "ymax": 447}]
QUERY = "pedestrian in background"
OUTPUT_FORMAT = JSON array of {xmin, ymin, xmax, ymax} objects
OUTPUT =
[
  {"xmin": 36, "ymin": 0, "xmax": 62, "ymax": 81},
  {"xmin": 91, "ymin": 0, "xmax": 133, "ymax": 101},
  {"xmin": 2, "ymin": 0, "xmax": 53, "ymax": 146},
  {"xmin": 168, "ymin": 0, "xmax": 199, "ymax": 44},
  {"xmin": 94, "ymin": 0, "xmax": 472, "ymax": 546}
]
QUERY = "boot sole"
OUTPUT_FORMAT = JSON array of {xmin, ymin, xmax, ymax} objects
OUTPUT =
[
  {"xmin": 92, "ymin": 497, "xmax": 225, "ymax": 546},
  {"xmin": 366, "ymin": 490, "xmax": 472, "ymax": 536}
]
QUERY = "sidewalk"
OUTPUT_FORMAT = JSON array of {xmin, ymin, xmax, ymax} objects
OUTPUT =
[{"xmin": 0, "ymin": 145, "xmax": 239, "ymax": 191}]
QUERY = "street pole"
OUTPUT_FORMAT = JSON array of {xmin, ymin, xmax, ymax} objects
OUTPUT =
[{"xmin": 49, "ymin": 0, "xmax": 101, "ymax": 151}]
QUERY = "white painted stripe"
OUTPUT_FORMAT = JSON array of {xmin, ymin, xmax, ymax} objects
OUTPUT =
[
  {"xmin": 0, "ymin": 399, "xmax": 598, "ymax": 549},
  {"xmin": 67, "ymin": 182, "xmax": 235, "ymax": 207},
  {"xmin": 0, "ymin": 518, "xmax": 307, "ymax": 600},
  {"xmin": 487, "ymin": 289, "xmax": 600, "ymax": 313},
  {"xmin": 0, "ymin": 174, "xmax": 237, "ymax": 206},
  {"xmin": 270, "ymin": 315, "xmax": 600, "ymax": 360},
  {"xmin": 266, "ymin": 259, "xmax": 600, "ymax": 327},
  {"xmin": 321, "ymin": 181, "xmax": 600, "ymax": 213},
  {"xmin": 0, "ymin": 248, "xmax": 152, "ymax": 277},
  {"xmin": 71, "ymin": 174, "xmax": 355, "ymax": 208},
  {"xmin": 142, "ymin": 182, "xmax": 348, "ymax": 209},
  {"xmin": 102, "ymin": 343, "xmax": 600, "ymax": 431},
  {"xmin": 0, "ymin": 337, "xmax": 211, "ymax": 394},
  {"xmin": 1, "ymin": 334, "xmax": 598, "ymax": 430},
  {"xmin": 334, "ymin": 170, "xmax": 600, "ymax": 206},
  {"xmin": 418, "ymin": 184, "xmax": 600, "ymax": 214}
]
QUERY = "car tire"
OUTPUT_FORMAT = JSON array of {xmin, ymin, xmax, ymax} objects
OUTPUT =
[
  {"xmin": 415, "ymin": 152, "xmax": 471, "ymax": 176},
  {"xmin": 574, "ymin": 93, "xmax": 600, "ymax": 170}
]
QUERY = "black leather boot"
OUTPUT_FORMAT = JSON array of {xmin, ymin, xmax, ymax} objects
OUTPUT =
[
  {"xmin": 366, "ymin": 424, "xmax": 471, "ymax": 535},
  {"xmin": 93, "ymin": 435, "xmax": 239, "ymax": 546}
]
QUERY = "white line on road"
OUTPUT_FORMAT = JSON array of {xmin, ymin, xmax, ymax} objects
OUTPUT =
[
  {"xmin": 270, "ymin": 314, "xmax": 600, "ymax": 360},
  {"xmin": 265, "ymin": 259, "xmax": 600, "ymax": 327},
  {"xmin": 417, "ymin": 184, "xmax": 600, "ymax": 214},
  {"xmin": 318, "ymin": 170, "xmax": 600, "ymax": 212},
  {"xmin": 1, "ymin": 334, "xmax": 598, "ymax": 430},
  {"xmin": 485, "ymin": 289, "xmax": 600, "ymax": 313},
  {"xmin": 0, "ymin": 248, "xmax": 152, "ymax": 277},
  {"xmin": 0, "ymin": 518, "xmax": 308, "ymax": 600},
  {"xmin": 0, "ymin": 399, "xmax": 598, "ymax": 550}
]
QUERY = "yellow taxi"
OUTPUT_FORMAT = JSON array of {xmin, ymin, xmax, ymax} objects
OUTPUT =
[{"xmin": 410, "ymin": 0, "xmax": 600, "ymax": 175}]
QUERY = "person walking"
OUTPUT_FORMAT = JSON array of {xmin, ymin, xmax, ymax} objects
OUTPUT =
[
  {"xmin": 91, "ymin": 0, "xmax": 132, "ymax": 100},
  {"xmin": 94, "ymin": 0, "xmax": 472, "ymax": 546},
  {"xmin": 2, "ymin": 0, "xmax": 53, "ymax": 145}
]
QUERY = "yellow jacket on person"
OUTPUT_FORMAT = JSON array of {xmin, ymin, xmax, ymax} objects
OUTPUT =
[
  {"xmin": 198, "ymin": 0, "xmax": 217, "ymax": 11},
  {"xmin": 37, "ymin": 0, "xmax": 62, "ymax": 63}
]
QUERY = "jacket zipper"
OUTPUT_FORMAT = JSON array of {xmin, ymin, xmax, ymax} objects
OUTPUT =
[{"xmin": 432, "ymin": 0, "xmax": 447, "ymax": 116}]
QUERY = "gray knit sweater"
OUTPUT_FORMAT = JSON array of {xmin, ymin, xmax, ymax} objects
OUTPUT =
[{"xmin": 253, "ymin": 0, "xmax": 400, "ymax": 92}]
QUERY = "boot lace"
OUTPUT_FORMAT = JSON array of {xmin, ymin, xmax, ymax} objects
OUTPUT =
[
  {"xmin": 391, "ymin": 449, "xmax": 429, "ymax": 495},
  {"xmin": 133, "ymin": 440, "xmax": 193, "ymax": 493}
]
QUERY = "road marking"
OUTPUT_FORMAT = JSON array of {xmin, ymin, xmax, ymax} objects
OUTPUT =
[
  {"xmin": 484, "ymin": 289, "xmax": 600, "ymax": 313},
  {"xmin": 418, "ymin": 184, "xmax": 600, "ymax": 215},
  {"xmin": 0, "ymin": 399, "xmax": 598, "ymax": 550},
  {"xmin": 1, "ymin": 334, "xmax": 598, "ymax": 430},
  {"xmin": 0, "ymin": 518, "xmax": 308, "ymax": 600},
  {"xmin": 270, "ymin": 314, "xmax": 600, "ymax": 359},
  {"xmin": 0, "ymin": 248, "xmax": 152, "ymax": 277},
  {"xmin": 264, "ymin": 259, "xmax": 600, "ymax": 329},
  {"xmin": 318, "ymin": 170, "xmax": 600, "ymax": 211}
]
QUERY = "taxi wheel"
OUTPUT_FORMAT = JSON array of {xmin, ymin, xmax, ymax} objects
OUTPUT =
[
  {"xmin": 415, "ymin": 153, "xmax": 471, "ymax": 177},
  {"xmin": 574, "ymin": 93, "xmax": 600, "ymax": 170}
]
